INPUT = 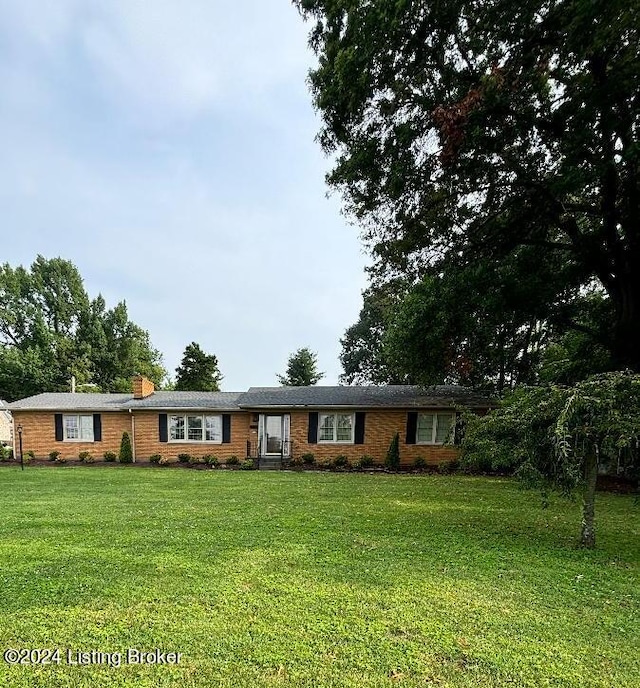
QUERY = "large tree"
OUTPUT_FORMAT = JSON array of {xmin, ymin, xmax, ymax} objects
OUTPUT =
[
  {"xmin": 277, "ymin": 347, "xmax": 324, "ymax": 386},
  {"xmin": 0, "ymin": 257, "xmax": 166, "ymax": 400},
  {"xmin": 296, "ymin": 0, "xmax": 640, "ymax": 374},
  {"xmin": 340, "ymin": 278, "xmax": 411, "ymax": 385},
  {"xmin": 174, "ymin": 342, "xmax": 223, "ymax": 392}
]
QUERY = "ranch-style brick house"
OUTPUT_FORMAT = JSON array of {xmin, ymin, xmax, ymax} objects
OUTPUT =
[{"xmin": 8, "ymin": 376, "xmax": 491, "ymax": 468}]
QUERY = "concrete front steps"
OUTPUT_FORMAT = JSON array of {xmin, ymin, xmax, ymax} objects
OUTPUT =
[{"xmin": 257, "ymin": 457, "xmax": 283, "ymax": 470}]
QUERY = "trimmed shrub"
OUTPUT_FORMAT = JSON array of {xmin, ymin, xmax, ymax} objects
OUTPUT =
[
  {"xmin": 204, "ymin": 455, "xmax": 220, "ymax": 467},
  {"xmin": 318, "ymin": 459, "xmax": 332, "ymax": 469},
  {"xmin": 385, "ymin": 433, "xmax": 401, "ymax": 470},
  {"xmin": 55, "ymin": 456, "xmax": 67, "ymax": 464},
  {"xmin": 188, "ymin": 455, "xmax": 205, "ymax": 465},
  {"xmin": 26, "ymin": 450, "xmax": 36, "ymax": 460},
  {"xmin": 226, "ymin": 455, "xmax": 240, "ymax": 466},
  {"xmin": 158, "ymin": 457, "xmax": 170, "ymax": 466},
  {"xmin": 78, "ymin": 451, "xmax": 92, "ymax": 462},
  {"xmin": 352, "ymin": 459, "xmax": 362, "ymax": 470},
  {"xmin": 49, "ymin": 450, "xmax": 61, "ymax": 462},
  {"xmin": 359, "ymin": 455, "xmax": 375, "ymax": 468},
  {"xmin": 414, "ymin": 456, "xmax": 427, "ymax": 469},
  {"xmin": 149, "ymin": 454, "xmax": 162, "ymax": 464},
  {"xmin": 438, "ymin": 460, "xmax": 459, "ymax": 474},
  {"xmin": 119, "ymin": 432, "xmax": 133, "ymax": 463},
  {"xmin": 103, "ymin": 451, "xmax": 117, "ymax": 463},
  {"xmin": 177, "ymin": 453, "xmax": 191, "ymax": 464},
  {"xmin": 0, "ymin": 445, "xmax": 12, "ymax": 462},
  {"xmin": 84, "ymin": 455, "xmax": 95, "ymax": 464},
  {"xmin": 301, "ymin": 452, "xmax": 316, "ymax": 465},
  {"xmin": 290, "ymin": 456, "xmax": 304, "ymax": 467},
  {"xmin": 240, "ymin": 459, "xmax": 254, "ymax": 470},
  {"xmin": 334, "ymin": 454, "xmax": 350, "ymax": 469}
]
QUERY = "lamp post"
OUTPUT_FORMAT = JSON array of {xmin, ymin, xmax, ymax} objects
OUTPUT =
[{"xmin": 17, "ymin": 424, "xmax": 23, "ymax": 471}]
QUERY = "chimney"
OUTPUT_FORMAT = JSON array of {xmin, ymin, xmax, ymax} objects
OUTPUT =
[{"xmin": 132, "ymin": 375, "xmax": 155, "ymax": 400}]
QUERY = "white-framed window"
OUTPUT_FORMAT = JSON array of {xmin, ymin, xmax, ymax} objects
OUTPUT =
[
  {"xmin": 169, "ymin": 414, "xmax": 222, "ymax": 443},
  {"xmin": 416, "ymin": 412, "xmax": 455, "ymax": 445},
  {"xmin": 64, "ymin": 414, "xmax": 94, "ymax": 442},
  {"xmin": 318, "ymin": 412, "xmax": 354, "ymax": 443}
]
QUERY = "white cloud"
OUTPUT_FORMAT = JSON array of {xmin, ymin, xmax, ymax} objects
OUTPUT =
[
  {"xmin": 0, "ymin": 0, "xmax": 369, "ymax": 389},
  {"xmin": 83, "ymin": 0, "xmax": 310, "ymax": 124},
  {"xmin": 1, "ymin": 0, "xmax": 311, "ymax": 123},
  {"xmin": 0, "ymin": 0, "xmax": 82, "ymax": 51}
]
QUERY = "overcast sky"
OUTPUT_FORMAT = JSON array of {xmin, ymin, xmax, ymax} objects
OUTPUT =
[{"xmin": 0, "ymin": 0, "xmax": 369, "ymax": 390}]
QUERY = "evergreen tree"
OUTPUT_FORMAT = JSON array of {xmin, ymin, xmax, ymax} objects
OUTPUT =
[
  {"xmin": 385, "ymin": 433, "xmax": 401, "ymax": 471},
  {"xmin": 277, "ymin": 347, "xmax": 324, "ymax": 386},
  {"xmin": 174, "ymin": 342, "xmax": 223, "ymax": 391},
  {"xmin": 118, "ymin": 432, "xmax": 133, "ymax": 464}
]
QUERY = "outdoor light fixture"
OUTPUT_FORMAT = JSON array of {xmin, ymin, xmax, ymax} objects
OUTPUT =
[{"xmin": 17, "ymin": 424, "xmax": 23, "ymax": 472}]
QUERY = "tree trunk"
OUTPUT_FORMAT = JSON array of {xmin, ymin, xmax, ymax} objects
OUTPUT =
[
  {"xmin": 580, "ymin": 444, "xmax": 599, "ymax": 548},
  {"xmin": 610, "ymin": 274, "xmax": 640, "ymax": 373}
]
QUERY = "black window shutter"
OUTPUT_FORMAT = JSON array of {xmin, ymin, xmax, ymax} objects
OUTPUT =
[
  {"xmin": 308, "ymin": 412, "xmax": 318, "ymax": 444},
  {"xmin": 55, "ymin": 414, "xmax": 63, "ymax": 442},
  {"xmin": 354, "ymin": 412, "xmax": 366, "ymax": 444},
  {"xmin": 93, "ymin": 414, "xmax": 102, "ymax": 442},
  {"xmin": 222, "ymin": 414, "xmax": 231, "ymax": 443},
  {"xmin": 158, "ymin": 414, "xmax": 168, "ymax": 443},
  {"xmin": 454, "ymin": 411, "xmax": 463, "ymax": 445},
  {"xmin": 406, "ymin": 412, "xmax": 418, "ymax": 444}
]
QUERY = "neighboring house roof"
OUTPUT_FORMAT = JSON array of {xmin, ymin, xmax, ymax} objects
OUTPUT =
[
  {"xmin": 7, "ymin": 393, "xmax": 132, "ymax": 412},
  {"xmin": 121, "ymin": 391, "xmax": 242, "ymax": 410},
  {"xmin": 237, "ymin": 385, "xmax": 492, "ymax": 409}
]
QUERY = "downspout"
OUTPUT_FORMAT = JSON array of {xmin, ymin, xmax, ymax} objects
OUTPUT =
[
  {"xmin": 129, "ymin": 409, "xmax": 136, "ymax": 463},
  {"xmin": 11, "ymin": 415, "xmax": 16, "ymax": 461}
]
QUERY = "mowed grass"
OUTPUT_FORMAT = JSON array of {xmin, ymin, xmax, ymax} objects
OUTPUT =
[{"xmin": 0, "ymin": 468, "xmax": 638, "ymax": 688}]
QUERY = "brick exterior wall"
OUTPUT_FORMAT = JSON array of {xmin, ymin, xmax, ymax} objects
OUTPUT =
[
  {"xmin": 11, "ymin": 407, "xmax": 461, "ymax": 465},
  {"xmin": 12, "ymin": 411, "xmax": 132, "ymax": 460},
  {"xmin": 289, "ymin": 409, "xmax": 459, "ymax": 466},
  {"xmin": 133, "ymin": 376, "xmax": 155, "ymax": 399},
  {"xmin": 132, "ymin": 411, "xmax": 251, "ymax": 461}
]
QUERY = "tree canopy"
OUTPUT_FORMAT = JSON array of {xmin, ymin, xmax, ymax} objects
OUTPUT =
[
  {"xmin": 277, "ymin": 347, "xmax": 324, "ymax": 386},
  {"xmin": 0, "ymin": 257, "xmax": 166, "ymax": 400},
  {"xmin": 297, "ymin": 0, "xmax": 640, "ymax": 384},
  {"xmin": 174, "ymin": 342, "xmax": 223, "ymax": 392}
]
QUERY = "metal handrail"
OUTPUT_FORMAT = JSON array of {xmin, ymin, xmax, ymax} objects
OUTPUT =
[{"xmin": 246, "ymin": 439, "xmax": 292, "ymax": 461}]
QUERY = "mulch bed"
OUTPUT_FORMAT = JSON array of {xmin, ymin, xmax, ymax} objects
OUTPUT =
[{"xmin": 1, "ymin": 460, "xmax": 637, "ymax": 492}]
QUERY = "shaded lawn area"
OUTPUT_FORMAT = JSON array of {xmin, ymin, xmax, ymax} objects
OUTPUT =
[{"xmin": 0, "ymin": 468, "xmax": 638, "ymax": 688}]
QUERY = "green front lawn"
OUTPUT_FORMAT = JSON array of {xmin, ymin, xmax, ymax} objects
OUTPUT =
[{"xmin": 0, "ymin": 467, "xmax": 638, "ymax": 687}]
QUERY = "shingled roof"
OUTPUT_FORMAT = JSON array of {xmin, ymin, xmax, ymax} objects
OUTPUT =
[
  {"xmin": 8, "ymin": 386, "xmax": 492, "ymax": 412},
  {"xmin": 121, "ymin": 391, "xmax": 242, "ymax": 410},
  {"xmin": 8, "ymin": 391, "xmax": 243, "ymax": 412},
  {"xmin": 237, "ymin": 385, "xmax": 492, "ymax": 409},
  {"xmin": 7, "ymin": 393, "xmax": 132, "ymax": 412}
]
